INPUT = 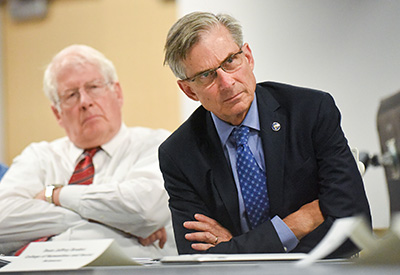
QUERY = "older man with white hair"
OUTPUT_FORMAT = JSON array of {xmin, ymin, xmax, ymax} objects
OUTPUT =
[{"xmin": 0, "ymin": 44, "xmax": 177, "ymax": 258}]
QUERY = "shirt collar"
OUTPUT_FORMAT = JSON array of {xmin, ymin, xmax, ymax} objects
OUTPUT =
[
  {"xmin": 68, "ymin": 123, "xmax": 127, "ymax": 162},
  {"xmin": 211, "ymin": 94, "xmax": 260, "ymax": 147}
]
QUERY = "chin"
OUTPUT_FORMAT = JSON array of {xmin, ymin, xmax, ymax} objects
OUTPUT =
[
  {"xmin": 75, "ymin": 139, "xmax": 102, "ymax": 149},
  {"xmin": 231, "ymin": 103, "xmax": 251, "ymax": 116},
  {"xmin": 75, "ymin": 131, "xmax": 104, "ymax": 148}
]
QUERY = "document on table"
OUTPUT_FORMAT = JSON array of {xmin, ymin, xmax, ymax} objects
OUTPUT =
[
  {"xmin": 161, "ymin": 253, "xmax": 307, "ymax": 263},
  {"xmin": 297, "ymin": 214, "xmax": 400, "ymax": 267},
  {"xmin": 0, "ymin": 239, "xmax": 140, "ymax": 272}
]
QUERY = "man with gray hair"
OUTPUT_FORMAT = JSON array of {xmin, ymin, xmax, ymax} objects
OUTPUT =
[
  {"xmin": 159, "ymin": 12, "xmax": 371, "ymax": 257},
  {"xmin": 0, "ymin": 44, "xmax": 177, "ymax": 258}
]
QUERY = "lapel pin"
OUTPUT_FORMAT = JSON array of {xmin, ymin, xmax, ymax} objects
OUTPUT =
[{"xmin": 271, "ymin": 122, "xmax": 281, "ymax": 132}]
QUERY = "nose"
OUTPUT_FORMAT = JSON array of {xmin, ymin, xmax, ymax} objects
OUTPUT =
[
  {"xmin": 78, "ymin": 89, "xmax": 94, "ymax": 108},
  {"xmin": 215, "ymin": 68, "xmax": 235, "ymax": 88}
]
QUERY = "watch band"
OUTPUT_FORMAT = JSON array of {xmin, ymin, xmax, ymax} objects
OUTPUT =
[{"xmin": 45, "ymin": 185, "xmax": 56, "ymax": 203}]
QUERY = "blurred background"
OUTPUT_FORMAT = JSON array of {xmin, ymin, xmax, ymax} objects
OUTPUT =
[{"xmin": 0, "ymin": 0, "xmax": 399, "ymax": 231}]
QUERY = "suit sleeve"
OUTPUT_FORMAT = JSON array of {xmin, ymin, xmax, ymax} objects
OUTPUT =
[
  {"xmin": 293, "ymin": 92, "xmax": 371, "ymax": 257},
  {"xmin": 159, "ymin": 146, "xmax": 213, "ymax": 254}
]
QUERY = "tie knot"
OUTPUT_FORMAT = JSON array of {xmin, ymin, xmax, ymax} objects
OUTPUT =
[
  {"xmin": 232, "ymin": 126, "xmax": 250, "ymax": 147},
  {"xmin": 84, "ymin": 147, "xmax": 101, "ymax": 158}
]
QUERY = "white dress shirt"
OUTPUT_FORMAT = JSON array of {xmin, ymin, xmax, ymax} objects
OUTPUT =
[{"xmin": 0, "ymin": 124, "xmax": 177, "ymax": 258}]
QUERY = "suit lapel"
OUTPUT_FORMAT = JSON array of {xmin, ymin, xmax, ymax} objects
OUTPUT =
[
  {"xmin": 256, "ymin": 85, "xmax": 286, "ymax": 216},
  {"xmin": 198, "ymin": 84, "xmax": 287, "ymax": 230},
  {"xmin": 202, "ymin": 112, "xmax": 242, "ymax": 233}
]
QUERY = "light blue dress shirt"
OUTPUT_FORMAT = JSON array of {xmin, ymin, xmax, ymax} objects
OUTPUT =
[{"xmin": 211, "ymin": 95, "xmax": 299, "ymax": 252}]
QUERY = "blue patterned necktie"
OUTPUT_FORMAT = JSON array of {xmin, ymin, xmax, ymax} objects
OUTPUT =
[{"xmin": 232, "ymin": 126, "xmax": 270, "ymax": 229}]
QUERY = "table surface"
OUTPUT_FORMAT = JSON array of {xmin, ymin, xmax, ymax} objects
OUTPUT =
[{"xmin": 1, "ymin": 260, "xmax": 398, "ymax": 275}]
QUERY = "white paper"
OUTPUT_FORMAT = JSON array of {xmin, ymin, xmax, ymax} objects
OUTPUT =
[
  {"xmin": 296, "ymin": 214, "xmax": 400, "ymax": 267},
  {"xmin": 0, "ymin": 239, "xmax": 140, "ymax": 272},
  {"xmin": 296, "ymin": 216, "xmax": 373, "ymax": 267}
]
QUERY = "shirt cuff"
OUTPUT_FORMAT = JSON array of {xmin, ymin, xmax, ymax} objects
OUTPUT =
[
  {"xmin": 271, "ymin": 216, "xmax": 299, "ymax": 252},
  {"xmin": 59, "ymin": 185, "xmax": 89, "ymax": 212}
]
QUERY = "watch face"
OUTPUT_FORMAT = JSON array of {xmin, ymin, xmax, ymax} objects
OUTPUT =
[{"xmin": 45, "ymin": 186, "xmax": 55, "ymax": 203}]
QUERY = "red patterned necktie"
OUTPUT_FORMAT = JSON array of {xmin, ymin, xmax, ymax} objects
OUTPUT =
[{"xmin": 68, "ymin": 147, "xmax": 101, "ymax": 185}]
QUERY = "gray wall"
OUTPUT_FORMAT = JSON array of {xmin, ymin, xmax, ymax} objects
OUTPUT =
[{"xmin": 177, "ymin": 0, "xmax": 400, "ymax": 229}]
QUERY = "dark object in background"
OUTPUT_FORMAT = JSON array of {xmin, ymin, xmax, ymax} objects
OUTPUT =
[{"xmin": 376, "ymin": 90, "xmax": 400, "ymax": 214}]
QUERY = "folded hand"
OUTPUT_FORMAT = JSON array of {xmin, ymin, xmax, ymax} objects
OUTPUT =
[
  {"xmin": 138, "ymin": 227, "xmax": 167, "ymax": 249},
  {"xmin": 184, "ymin": 213, "xmax": 232, "ymax": 251}
]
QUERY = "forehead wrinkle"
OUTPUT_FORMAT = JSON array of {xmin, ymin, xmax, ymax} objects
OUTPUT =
[
  {"xmin": 184, "ymin": 26, "xmax": 239, "ymax": 77},
  {"xmin": 57, "ymin": 64, "xmax": 104, "ymax": 95}
]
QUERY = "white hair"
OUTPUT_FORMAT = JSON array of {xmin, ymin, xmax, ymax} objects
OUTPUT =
[{"xmin": 43, "ymin": 44, "xmax": 118, "ymax": 110}]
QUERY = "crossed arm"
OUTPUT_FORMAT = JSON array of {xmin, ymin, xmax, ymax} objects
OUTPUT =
[
  {"xmin": 183, "ymin": 200, "xmax": 324, "ymax": 251},
  {"xmin": 35, "ymin": 187, "xmax": 167, "ymax": 248}
]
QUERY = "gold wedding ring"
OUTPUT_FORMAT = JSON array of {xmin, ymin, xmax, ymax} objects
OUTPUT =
[{"xmin": 214, "ymin": 236, "xmax": 218, "ymax": 244}]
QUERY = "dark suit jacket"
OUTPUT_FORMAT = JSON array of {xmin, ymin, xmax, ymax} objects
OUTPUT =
[{"xmin": 159, "ymin": 82, "xmax": 371, "ymax": 257}]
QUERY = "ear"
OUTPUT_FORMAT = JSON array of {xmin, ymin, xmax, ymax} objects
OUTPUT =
[
  {"xmin": 177, "ymin": 80, "xmax": 199, "ymax": 101},
  {"xmin": 112, "ymin": 82, "xmax": 124, "ymax": 107},
  {"xmin": 242, "ymin": 43, "xmax": 255, "ymax": 71},
  {"xmin": 51, "ymin": 105, "xmax": 64, "ymax": 128}
]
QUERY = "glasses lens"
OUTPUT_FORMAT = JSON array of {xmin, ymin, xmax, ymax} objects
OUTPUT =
[
  {"xmin": 60, "ymin": 90, "xmax": 79, "ymax": 107},
  {"xmin": 59, "ymin": 81, "xmax": 109, "ymax": 107},
  {"xmin": 188, "ymin": 50, "xmax": 243, "ymax": 87},
  {"xmin": 221, "ymin": 51, "xmax": 243, "ymax": 72},
  {"xmin": 85, "ymin": 81, "xmax": 108, "ymax": 96},
  {"xmin": 195, "ymin": 70, "xmax": 217, "ymax": 86}
]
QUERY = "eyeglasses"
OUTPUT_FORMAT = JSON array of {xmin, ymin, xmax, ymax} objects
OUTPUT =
[
  {"xmin": 183, "ymin": 49, "xmax": 244, "ymax": 86},
  {"xmin": 58, "ymin": 80, "xmax": 111, "ymax": 108}
]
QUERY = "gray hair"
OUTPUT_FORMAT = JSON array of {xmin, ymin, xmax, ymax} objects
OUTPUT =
[
  {"xmin": 164, "ymin": 12, "xmax": 243, "ymax": 80},
  {"xmin": 43, "ymin": 44, "xmax": 118, "ymax": 109}
]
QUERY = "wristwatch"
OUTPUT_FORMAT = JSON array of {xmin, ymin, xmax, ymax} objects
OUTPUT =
[{"xmin": 45, "ymin": 185, "xmax": 56, "ymax": 203}]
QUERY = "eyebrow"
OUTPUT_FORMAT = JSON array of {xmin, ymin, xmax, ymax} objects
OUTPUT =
[{"xmin": 61, "ymin": 79, "xmax": 103, "ymax": 93}]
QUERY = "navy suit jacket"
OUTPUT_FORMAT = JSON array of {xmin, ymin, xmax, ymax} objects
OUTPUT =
[{"xmin": 159, "ymin": 82, "xmax": 371, "ymax": 257}]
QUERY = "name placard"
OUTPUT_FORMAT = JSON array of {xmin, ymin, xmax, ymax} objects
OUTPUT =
[{"xmin": 0, "ymin": 239, "xmax": 140, "ymax": 272}]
